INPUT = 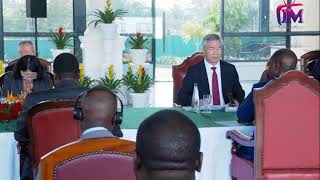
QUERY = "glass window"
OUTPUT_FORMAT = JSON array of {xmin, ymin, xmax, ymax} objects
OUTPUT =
[
  {"xmin": 224, "ymin": 0, "xmax": 260, "ymax": 32},
  {"xmin": 291, "ymin": 36, "xmax": 320, "ymax": 57},
  {"xmin": 38, "ymin": 37, "xmax": 74, "ymax": 60},
  {"xmin": 37, "ymin": 0, "xmax": 74, "ymax": 32},
  {"xmin": 3, "ymin": 0, "xmax": 34, "ymax": 32},
  {"xmin": 4, "ymin": 37, "xmax": 35, "ymax": 61},
  {"xmin": 224, "ymin": 36, "xmax": 286, "ymax": 61}
]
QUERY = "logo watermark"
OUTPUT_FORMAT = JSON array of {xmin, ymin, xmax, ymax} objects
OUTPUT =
[{"xmin": 276, "ymin": 0, "xmax": 303, "ymax": 25}]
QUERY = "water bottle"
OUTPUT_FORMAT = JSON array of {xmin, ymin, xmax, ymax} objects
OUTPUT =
[{"xmin": 191, "ymin": 83, "xmax": 200, "ymax": 113}]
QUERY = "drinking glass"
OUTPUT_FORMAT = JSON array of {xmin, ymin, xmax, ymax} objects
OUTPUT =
[{"xmin": 202, "ymin": 94, "xmax": 212, "ymax": 113}]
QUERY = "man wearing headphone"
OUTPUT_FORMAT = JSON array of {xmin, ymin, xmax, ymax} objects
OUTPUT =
[{"xmin": 74, "ymin": 86, "xmax": 123, "ymax": 139}]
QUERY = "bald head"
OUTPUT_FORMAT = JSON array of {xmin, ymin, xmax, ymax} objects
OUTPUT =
[
  {"xmin": 80, "ymin": 87, "xmax": 117, "ymax": 132},
  {"xmin": 135, "ymin": 110, "xmax": 202, "ymax": 180}
]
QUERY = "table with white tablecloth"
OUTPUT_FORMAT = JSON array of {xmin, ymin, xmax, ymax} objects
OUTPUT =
[{"xmin": 0, "ymin": 107, "xmax": 254, "ymax": 180}]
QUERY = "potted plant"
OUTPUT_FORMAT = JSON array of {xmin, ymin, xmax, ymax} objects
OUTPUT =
[
  {"xmin": 128, "ymin": 32, "xmax": 150, "ymax": 65},
  {"xmin": 97, "ymin": 64, "xmax": 122, "ymax": 94},
  {"xmin": 89, "ymin": 0, "xmax": 127, "ymax": 38},
  {"xmin": 79, "ymin": 64, "xmax": 95, "ymax": 88},
  {"xmin": 123, "ymin": 64, "xmax": 153, "ymax": 108},
  {"xmin": 50, "ymin": 27, "xmax": 73, "ymax": 61}
]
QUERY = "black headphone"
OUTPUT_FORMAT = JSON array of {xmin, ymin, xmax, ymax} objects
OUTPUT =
[{"xmin": 73, "ymin": 87, "xmax": 123, "ymax": 125}]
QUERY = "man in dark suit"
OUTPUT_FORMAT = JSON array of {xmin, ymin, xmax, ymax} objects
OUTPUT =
[
  {"xmin": 15, "ymin": 53, "xmax": 86, "ymax": 179},
  {"xmin": 236, "ymin": 48, "xmax": 298, "ymax": 161},
  {"xmin": 76, "ymin": 87, "xmax": 118, "ymax": 140},
  {"xmin": 177, "ymin": 34, "xmax": 245, "ymax": 106}
]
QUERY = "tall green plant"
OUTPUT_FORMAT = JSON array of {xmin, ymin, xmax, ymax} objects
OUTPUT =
[
  {"xmin": 123, "ymin": 65, "xmax": 153, "ymax": 93},
  {"xmin": 89, "ymin": 0, "xmax": 127, "ymax": 27},
  {"xmin": 97, "ymin": 65, "xmax": 122, "ymax": 94},
  {"xmin": 128, "ymin": 33, "xmax": 150, "ymax": 49},
  {"xmin": 49, "ymin": 27, "xmax": 73, "ymax": 49}
]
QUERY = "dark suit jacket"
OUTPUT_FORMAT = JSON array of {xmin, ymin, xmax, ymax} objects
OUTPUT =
[
  {"xmin": 1, "ymin": 72, "xmax": 53, "ymax": 97},
  {"xmin": 237, "ymin": 81, "xmax": 269, "ymax": 123},
  {"xmin": 177, "ymin": 60, "xmax": 245, "ymax": 106},
  {"xmin": 14, "ymin": 80, "xmax": 87, "ymax": 142}
]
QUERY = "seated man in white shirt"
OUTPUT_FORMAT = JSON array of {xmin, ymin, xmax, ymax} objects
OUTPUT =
[{"xmin": 177, "ymin": 34, "xmax": 245, "ymax": 106}]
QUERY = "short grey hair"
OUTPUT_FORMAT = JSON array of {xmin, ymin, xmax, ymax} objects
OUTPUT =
[
  {"xmin": 202, "ymin": 34, "xmax": 223, "ymax": 48},
  {"xmin": 18, "ymin": 40, "xmax": 34, "ymax": 49}
]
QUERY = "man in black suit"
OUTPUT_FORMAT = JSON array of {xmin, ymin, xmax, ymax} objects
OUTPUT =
[
  {"xmin": 15, "ymin": 53, "xmax": 86, "ymax": 179},
  {"xmin": 177, "ymin": 34, "xmax": 245, "ymax": 106}
]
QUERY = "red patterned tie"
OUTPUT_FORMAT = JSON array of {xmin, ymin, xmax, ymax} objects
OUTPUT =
[{"xmin": 211, "ymin": 67, "xmax": 220, "ymax": 105}]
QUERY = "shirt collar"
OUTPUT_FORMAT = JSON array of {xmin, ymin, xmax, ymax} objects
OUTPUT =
[
  {"xmin": 82, "ymin": 127, "xmax": 110, "ymax": 135},
  {"xmin": 204, "ymin": 59, "xmax": 221, "ymax": 69}
]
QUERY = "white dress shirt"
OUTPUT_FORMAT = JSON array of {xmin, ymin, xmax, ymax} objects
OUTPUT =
[{"xmin": 204, "ymin": 59, "xmax": 225, "ymax": 106}]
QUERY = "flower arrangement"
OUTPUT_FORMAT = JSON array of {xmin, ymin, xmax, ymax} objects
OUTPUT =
[
  {"xmin": 97, "ymin": 64, "xmax": 122, "ymax": 94},
  {"xmin": 123, "ymin": 64, "xmax": 153, "ymax": 93},
  {"xmin": 49, "ymin": 27, "xmax": 73, "ymax": 49},
  {"xmin": 128, "ymin": 33, "xmax": 150, "ymax": 49},
  {"xmin": 0, "ymin": 91, "xmax": 24, "ymax": 123},
  {"xmin": 79, "ymin": 64, "xmax": 95, "ymax": 88},
  {"xmin": 89, "ymin": 0, "xmax": 127, "ymax": 27}
]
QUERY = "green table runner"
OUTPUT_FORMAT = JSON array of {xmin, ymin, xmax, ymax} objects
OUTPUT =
[
  {"xmin": 0, "ymin": 107, "xmax": 238, "ymax": 132},
  {"xmin": 121, "ymin": 107, "xmax": 237, "ymax": 129}
]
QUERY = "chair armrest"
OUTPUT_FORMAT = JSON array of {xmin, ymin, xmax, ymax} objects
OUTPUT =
[{"xmin": 226, "ymin": 130, "xmax": 255, "ymax": 147}]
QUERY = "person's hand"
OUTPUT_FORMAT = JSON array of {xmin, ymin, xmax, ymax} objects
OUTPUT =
[
  {"xmin": 23, "ymin": 80, "xmax": 33, "ymax": 94},
  {"xmin": 234, "ymin": 100, "xmax": 239, "ymax": 106},
  {"xmin": 227, "ymin": 100, "xmax": 239, "ymax": 107}
]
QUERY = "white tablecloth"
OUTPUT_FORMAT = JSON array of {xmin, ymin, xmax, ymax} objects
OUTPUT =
[
  {"xmin": 0, "ymin": 133, "xmax": 20, "ymax": 180},
  {"xmin": 0, "ymin": 125, "xmax": 254, "ymax": 180}
]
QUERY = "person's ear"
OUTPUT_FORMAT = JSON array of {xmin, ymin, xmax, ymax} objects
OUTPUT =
[
  {"xmin": 134, "ymin": 152, "xmax": 142, "ymax": 175},
  {"xmin": 195, "ymin": 152, "xmax": 203, "ymax": 172}
]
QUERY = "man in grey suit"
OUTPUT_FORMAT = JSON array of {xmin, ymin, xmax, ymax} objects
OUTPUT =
[
  {"xmin": 75, "ymin": 87, "xmax": 119, "ymax": 140},
  {"xmin": 16, "ymin": 53, "xmax": 86, "ymax": 180}
]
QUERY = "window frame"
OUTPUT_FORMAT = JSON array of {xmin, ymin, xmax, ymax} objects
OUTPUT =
[{"xmin": 0, "ymin": 0, "xmax": 86, "ymax": 61}]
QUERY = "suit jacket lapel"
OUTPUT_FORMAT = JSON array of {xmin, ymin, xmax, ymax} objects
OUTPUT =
[
  {"xmin": 199, "ymin": 60, "xmax": 210, "ymax": 95},
  {"xmin": 220, "ymin": 61, "xmax": 226, "ymax": 97}
]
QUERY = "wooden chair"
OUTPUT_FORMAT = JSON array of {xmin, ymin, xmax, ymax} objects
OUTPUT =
[
  {"xmin": 172, "ymin": 52, "xmax": 204, "ymax": 104},
  {"xmin": 227, "ymin": 70, "xmax": 320, "ymax": 180},
  {"xmin": 39, "ymin": 138, "xmax": 136, "ymax": 180},
  {"xmin": 27, "ymin": 100, "xmax": 82, "ymax": 176},
  {"xmin": 6, "ymin": 58, "xmax": 52, "ymax": 73},
  {"xmin": 300, "ymin": 50, "xmax": 320, "ymax": 74}
]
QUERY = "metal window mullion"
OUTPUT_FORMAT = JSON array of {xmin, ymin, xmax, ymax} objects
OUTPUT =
[
  {"xmin": 73, "ymin": 0, "xmax": 86, "ymax": 60},
  {"xmin": 152, "ymin": 0, "xmax": 156, "ymax": 80}
]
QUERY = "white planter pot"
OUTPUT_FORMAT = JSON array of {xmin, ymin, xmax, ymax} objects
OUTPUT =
[
  {"xmin": 130, "ymin": 92, "xmax": 149, "ymax": 108},
  {"xmin": 99, "ymin": 24, "xmax": 118, "ymax": 40},
  {"xmin": 51, "ymin": 49, "xmax": 72, "ymax": 61},
  {"xmin": 130, "ymin": 49, "xmax": 147, "ymax": 65}
]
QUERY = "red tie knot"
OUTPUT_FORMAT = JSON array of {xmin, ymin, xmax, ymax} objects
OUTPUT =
[{"xmin": 211, "ymin": 67, "xmax": 216, "ymax": 71}]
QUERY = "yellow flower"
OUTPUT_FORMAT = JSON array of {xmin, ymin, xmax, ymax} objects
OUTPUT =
[
  {"xmin": 79, "ymin": 63, "xmax": 84, "ymax": 83},
  {"xmin": 127, "ymin": 64, "xmax": 132, "ymax": 75},
  {"xmin": 106, "ymin": 0, "xmax": 112, "ymax": 10},
  {"xmin": 108, "ymin": 64, "xmax": 114, "ymax": 81},
  {"xmin": 6, "ymin": 91, "xmax": 15, "ymax": 103}
]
